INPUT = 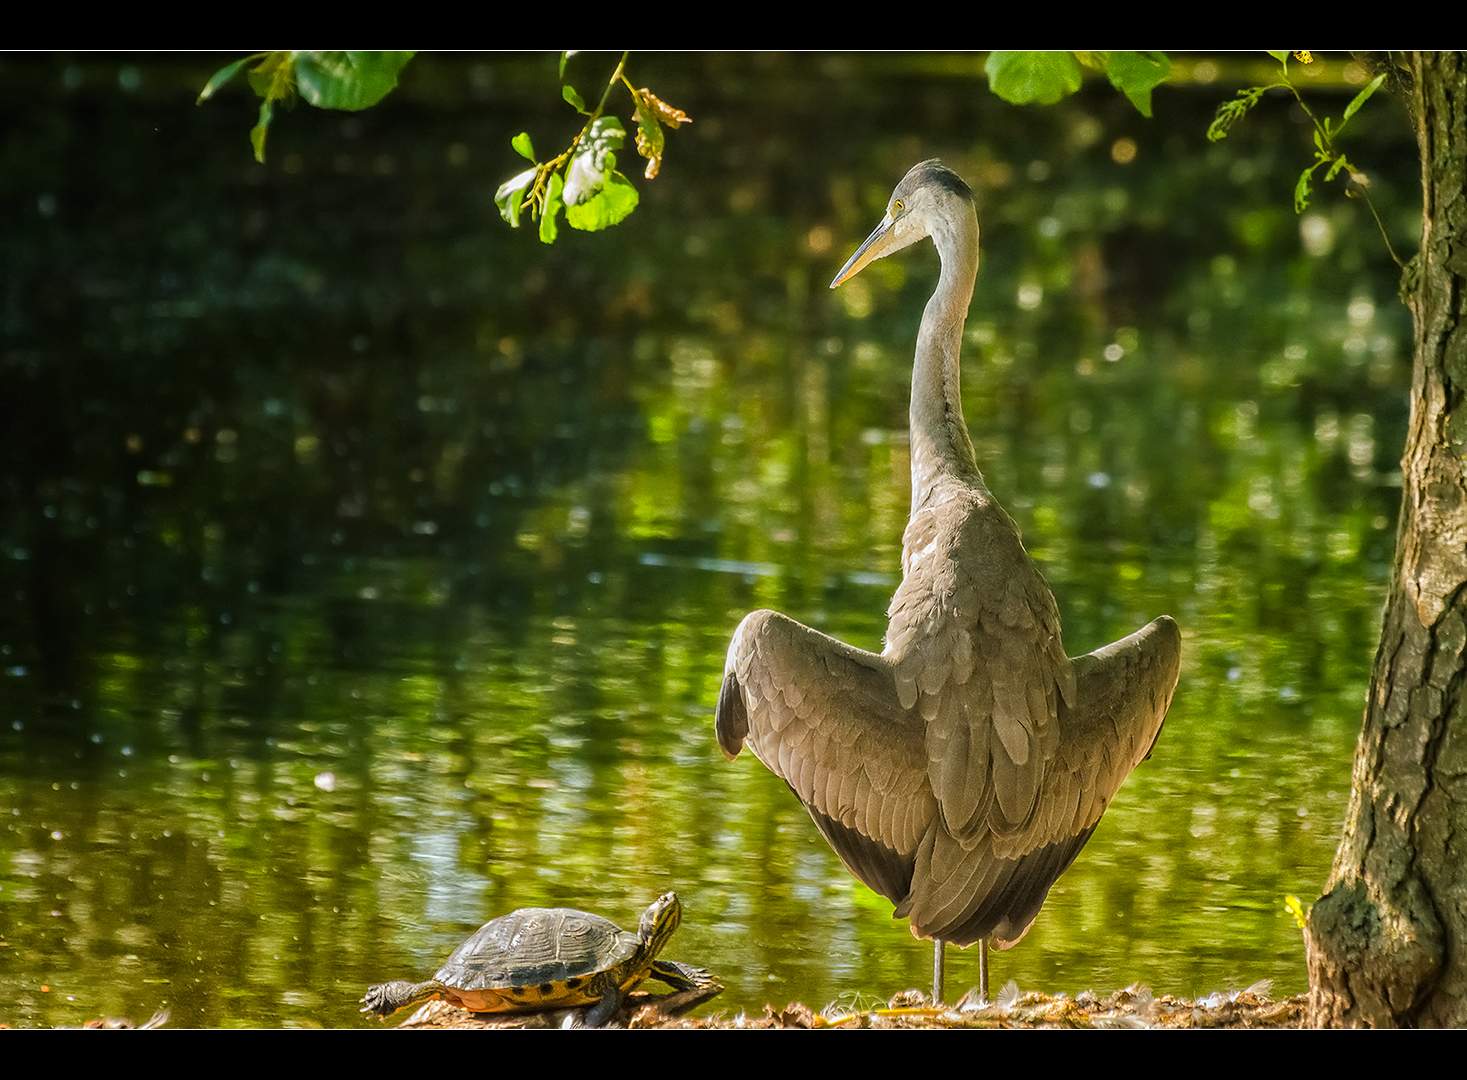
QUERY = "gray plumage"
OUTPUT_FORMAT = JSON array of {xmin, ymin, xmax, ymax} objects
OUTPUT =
[{"xmin": 715, "ymin": 160, "xmax": 1180, "ymax": 994}]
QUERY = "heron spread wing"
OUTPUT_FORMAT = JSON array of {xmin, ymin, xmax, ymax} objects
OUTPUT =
[
  {"xmin": 898, "ymin": 609, "xmax": 1180, "ymax": 948},
  {"xmin": 1055, "ymin": 615, "xmax": 1182, "ymax": 830},
  {"xmin": 716, "ymin": 609, "xmax": 932, "ymax": 905}
]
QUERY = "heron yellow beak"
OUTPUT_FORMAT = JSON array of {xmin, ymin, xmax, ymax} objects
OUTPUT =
[{"xmin": 830, "ymin": 213, "xmax": 900, "ymax": 288}]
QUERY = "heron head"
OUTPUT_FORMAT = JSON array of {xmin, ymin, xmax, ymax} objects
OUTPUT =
[{"xmin": 830, "ymin": 159, "xmax": 975, "ymax": 288}]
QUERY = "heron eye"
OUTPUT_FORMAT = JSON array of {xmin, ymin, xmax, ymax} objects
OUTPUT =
[{"xmin": 892, "ymin": 199, "xmax": 905, "ymax": 215}]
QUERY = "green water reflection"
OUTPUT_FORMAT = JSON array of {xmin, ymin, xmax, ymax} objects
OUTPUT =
[{"xmin": 0, "ymin": 54, "xmax": 1411, "ymax": 1026}]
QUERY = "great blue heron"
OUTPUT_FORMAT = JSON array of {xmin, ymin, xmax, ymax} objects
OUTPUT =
[{"xmin": 714, "ymin": 159, "xmax": 1181, "ymax": 1004}]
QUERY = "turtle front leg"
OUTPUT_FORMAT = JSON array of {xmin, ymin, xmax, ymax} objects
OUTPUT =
[{"xmin": 649, "ymin": 959, "xmax": 711, "ymax": 991}]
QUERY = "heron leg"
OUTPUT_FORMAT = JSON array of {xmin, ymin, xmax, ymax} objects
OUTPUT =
[
  {"xmin": 932, "ymin": 940, "xmax": 946, "ymax": 1004},
  {"xmin": 977, "ymin": 938, "xmax": 989, "ymax": 1005}
]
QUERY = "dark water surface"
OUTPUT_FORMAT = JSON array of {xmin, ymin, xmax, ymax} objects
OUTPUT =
[{"xmin": 0, "ymin": 54, "xmax": 1416, "ymax": 1026}]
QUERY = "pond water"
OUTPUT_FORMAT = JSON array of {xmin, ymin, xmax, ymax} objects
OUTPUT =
[{"xmin": 0, "ymin": 53, "xmax": 1417, "ymax": 1026}]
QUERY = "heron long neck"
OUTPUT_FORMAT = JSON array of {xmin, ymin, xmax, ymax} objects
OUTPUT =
[{"xmin": 909, "ymin": 209, "xmax": 982, "ymax": 511}]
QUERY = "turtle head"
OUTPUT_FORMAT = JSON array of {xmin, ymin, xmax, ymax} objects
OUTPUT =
[{"xmin": 639, "ymin": 891, "xmax": 681, "ymax": 953}]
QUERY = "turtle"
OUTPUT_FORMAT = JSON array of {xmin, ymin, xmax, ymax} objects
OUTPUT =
[{"xmin": 360, "ymin": 891, "xmax": 700, "ymax": 1028}]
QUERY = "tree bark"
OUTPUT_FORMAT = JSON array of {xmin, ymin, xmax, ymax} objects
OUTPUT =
[{"xmin": 1305, "ymin": 51, "xmax": 1467, "ymax": 1027}]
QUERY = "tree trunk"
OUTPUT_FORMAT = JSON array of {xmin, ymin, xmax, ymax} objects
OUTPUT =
[{"xmin": 1305, "ymin": 51, "xmax": 1467, "ymax": 1027}]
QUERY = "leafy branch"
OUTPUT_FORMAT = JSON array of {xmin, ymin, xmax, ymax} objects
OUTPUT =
[
  {"xmin": 985, "ymin": 51, "xmax": 1172, "ymax": 117},
  {"xmin": 198, "ymin": 51, "xmax": 415, "ymax": 163},
  {"xmin": 1208, "ymin": 52, "xmax": 1388, "ymax": 224},
  {"xmin": 494, "ymin": 52, "xmax": 691, "ymax": 244},
  {"xmin": 988, "ymin": 51, "xmax": 1398, "ymax": 264}
]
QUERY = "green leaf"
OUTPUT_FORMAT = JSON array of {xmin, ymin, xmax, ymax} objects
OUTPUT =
[
  {"xmin": 985, "ymin": 51, "xmax": 1083, "ymax": 106},
  {"xmin": 564, "ymin": 117, "xmax": 627, "ymax": 206},
  {"xmin": 539, "ymin": 171, "xmax": 564, "ymax": 245},
  {"xmin": 1208, "ymin": 101, "xmax": 1242, "ymax": 142},
  {"xmin": 495, "ymin": 167, "xmax": 538, "ymax": 228},
  {"xmin": 197, "ymin": 55, "xmax": 258, "ymax": 104},
  {"xmin": 1342, "ymin": 72, "xmax": 1387, "ymax": 125},
  {"xmin": 1294, "ymin": 166, "xmax": 1315, "ymax": 213},
  {"xmin": 1099, "ymin": 51, "xmax": 1170, "ymax": 118},
  {"xmin": 562, "ymin": 84, "xmax": 588, "ymax": 113},
  {"xmin": 250, "ymin": 98, "xmax": 274, "ymax": 164},
  {"xmin": 512, "ymin": 132, "xmax": 536, "ymax": 162},
  {"xmin": 1267, "ymin": 50, "xmax": 1291, "ymax": 65},
  {"xmin": 294, "ymin": 51, "xmax": 414, "ymax": 111},
  {"xmin": 565, "ymin": 170, "xmax": 640, "ymax": 231},
  {"xmin": 1208, "ymin": 86, "xmax": 1269, "ymax": 143}
]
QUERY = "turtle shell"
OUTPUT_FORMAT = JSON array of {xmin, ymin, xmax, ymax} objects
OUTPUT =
[{"xmin": 435, "ymin": 906, "xmax": 641, "ymax": 1011}]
